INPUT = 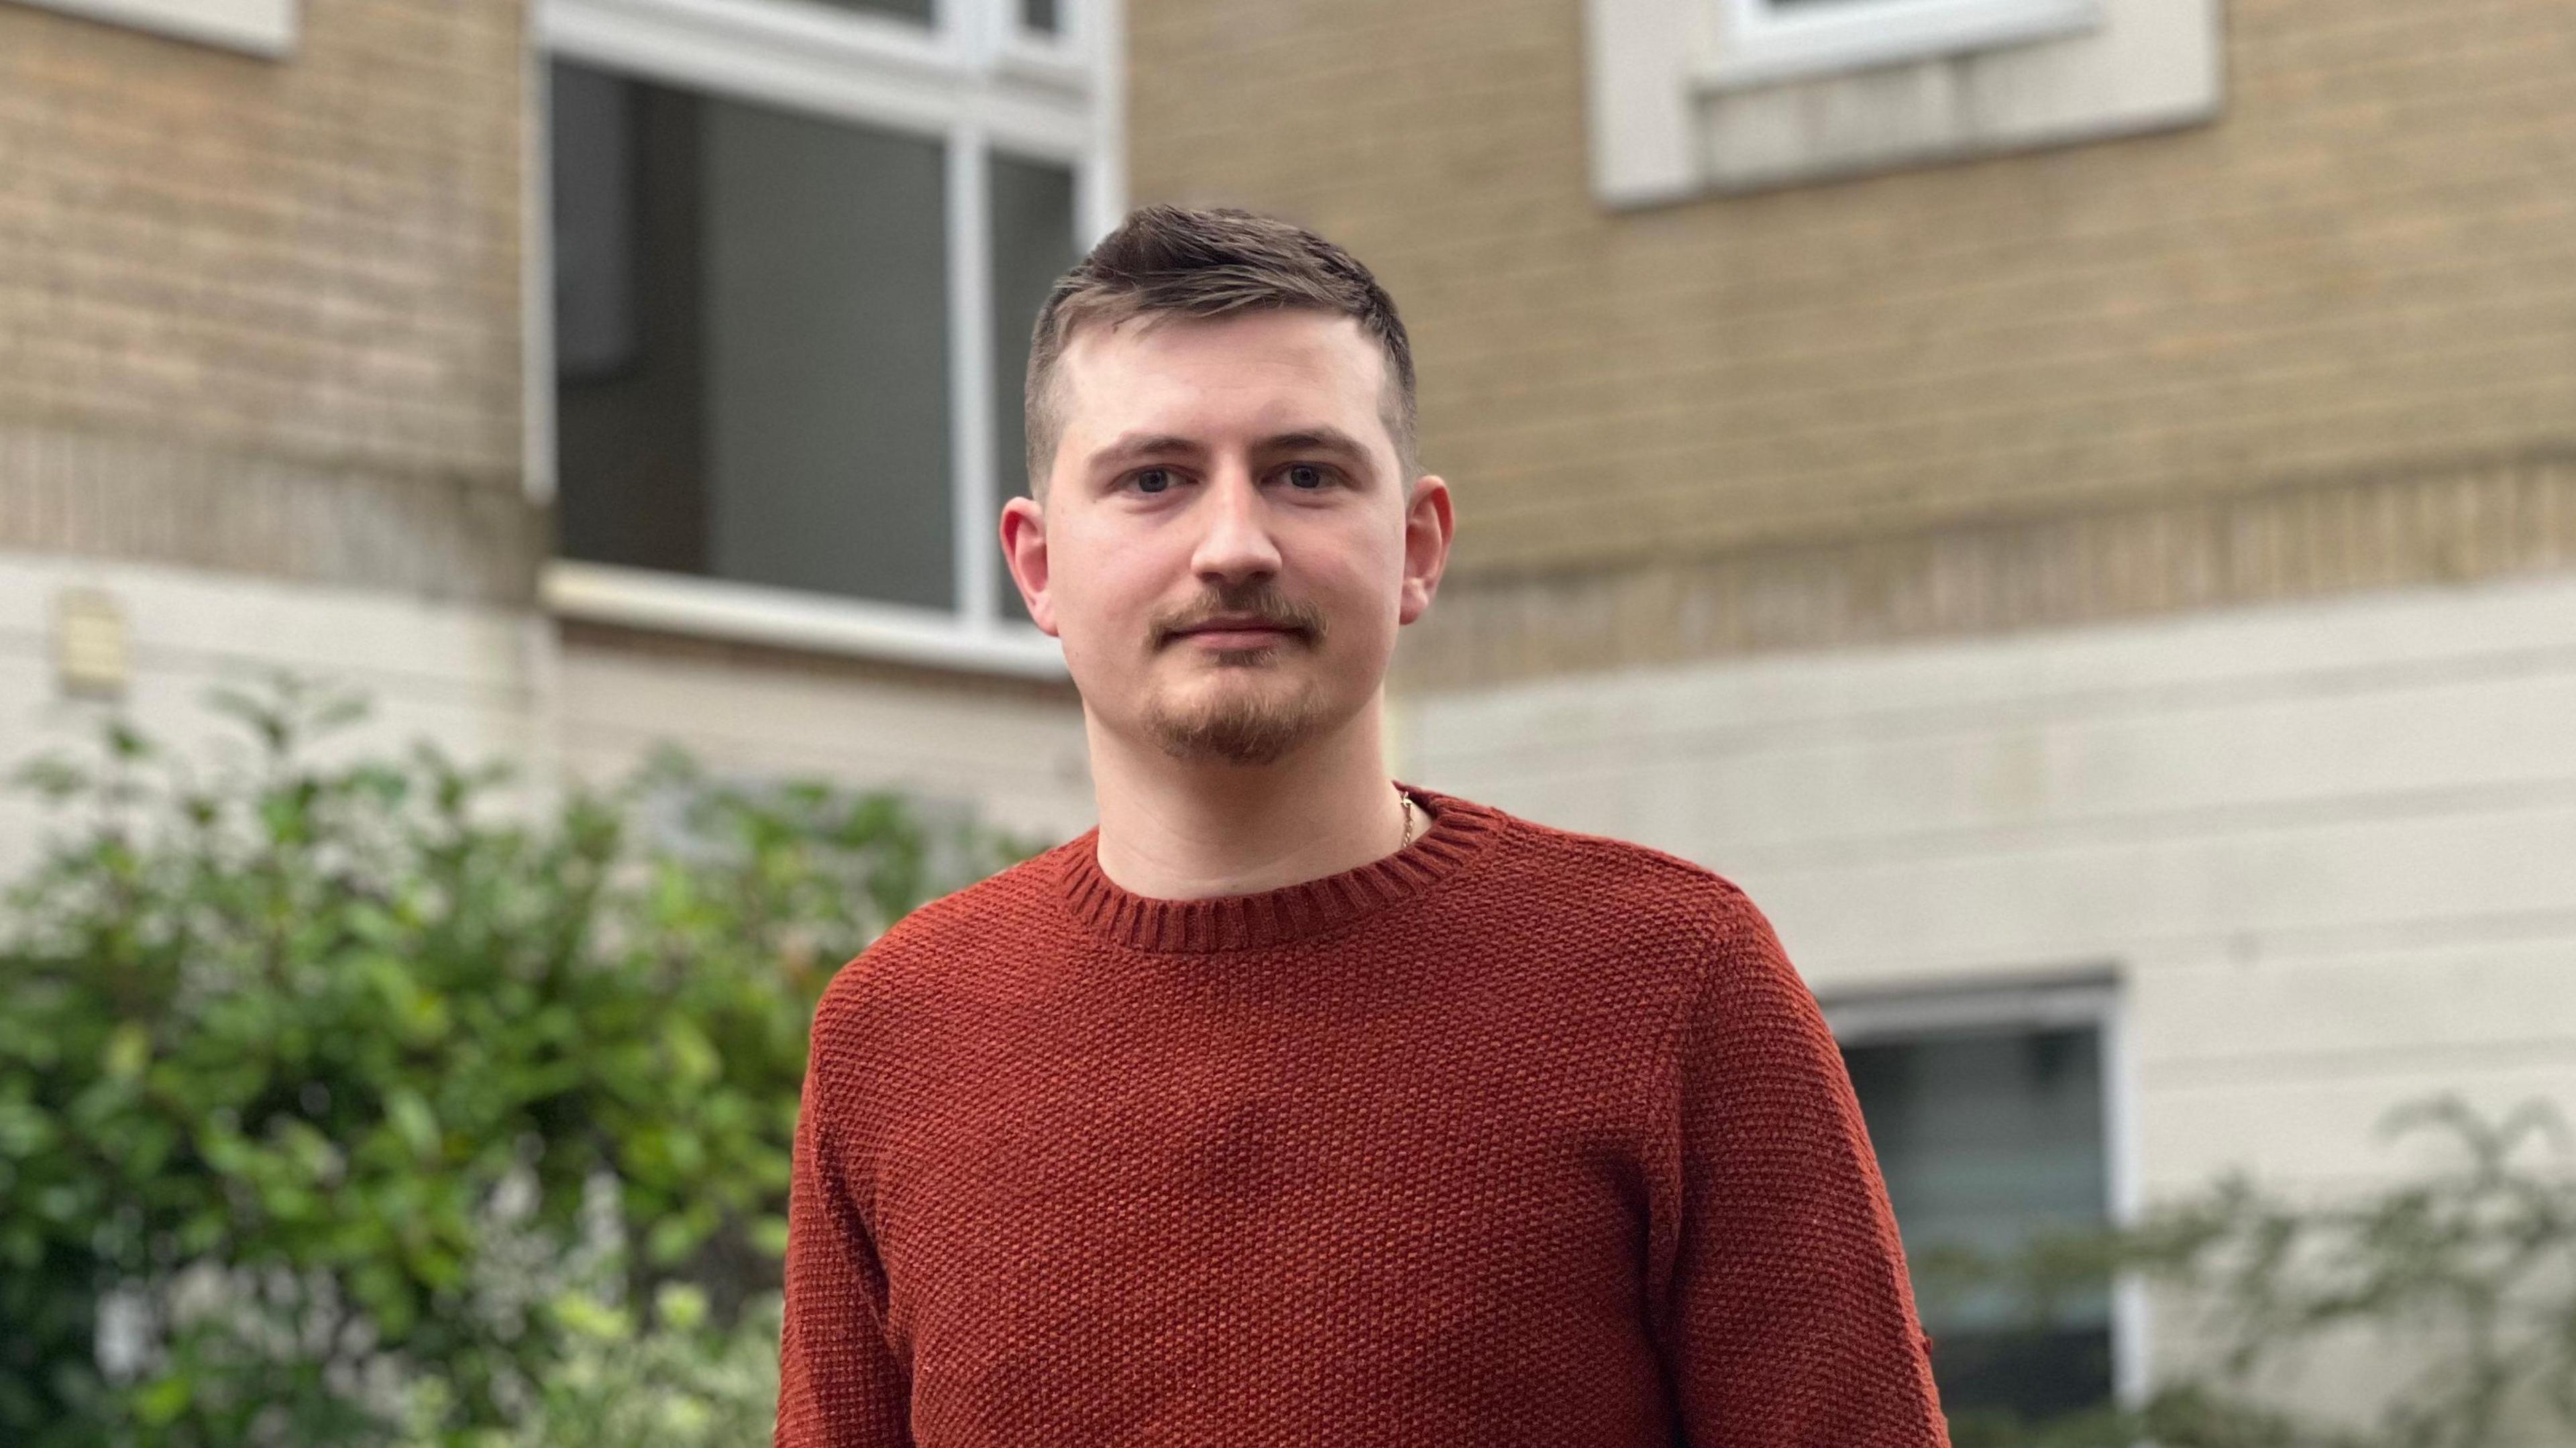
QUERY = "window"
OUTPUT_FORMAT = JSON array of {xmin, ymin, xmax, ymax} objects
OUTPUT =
[
  {"xmin": 1823, "ymin": 976, "xmax": 2137, "ymax": 1433},
  {"xmin": 9, "ymin": 0, "xmax": 294, "ymax": 55},
  {"xmin": 1705, "ymin": 0, "xmax": 2099, "ymax": 91},
  {"xmin": 535, "ymin": 0, "xmax": 1116, "ymax": 675},
  {"xmin": 1582, "ymin": 0, "xmax": 2218, "ymax": 203}
]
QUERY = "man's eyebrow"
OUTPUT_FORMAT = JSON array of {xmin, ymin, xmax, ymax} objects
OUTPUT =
[
  {"xmin": 1087, "ymin": 433, "xmax": 1199, "ymax": 469},
  {"xmin": 1086, "ymin": 427, "xmax": 1378, "ymax": 471},
  {"xmin": 1260, "ymin": 428, "xmax": 1374, "ymax": 463}
]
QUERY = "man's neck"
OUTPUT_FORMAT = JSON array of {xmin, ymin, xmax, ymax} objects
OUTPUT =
[{"xmin": 1083, "ymin": 704, "xmax": 1413, "ymax": 901}]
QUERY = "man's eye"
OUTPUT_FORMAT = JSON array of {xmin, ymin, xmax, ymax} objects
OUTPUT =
[
  {"xmin": 1131, "ymin": 467, "xmax": 1175, "ymax": 494},
  {"xmin": 1285, "ymin": 463, "xmax": 1332, "ymax": 490}
]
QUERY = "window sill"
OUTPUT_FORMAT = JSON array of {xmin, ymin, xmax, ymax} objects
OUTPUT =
[
  {"xmin": 541, "ymin": 561, "xmax": 1069, "ymax": 680},
  {"xmin": 1585, "ymin": 0, "xmax": 2220, "ymax": 206},
  {"xmin": 1696, "ymin": 0, "xmax": 2100, "ymax": 93},
  {"xmin": 15, "ymin": 0, "xmax": 295, "ymax": 56}
]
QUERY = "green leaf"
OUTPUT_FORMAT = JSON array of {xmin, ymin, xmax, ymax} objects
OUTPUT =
[
  {"xmin": 551, "ymin": 1291, "xmax": 633, "ymax": 1342},
  {"xmin": 646, "ymin": 1213, "xmax": 701, "ymax": 1267},
  {"xmin": 386, "ymin": 1088, "xmax": 439, "ymax": 1162},
  {"xmin": 655, "ymin": 1281, "xmax": 709, "ymax": 1332},
  {"xmin": 133, "ymin": 1372, "xmax": 193, "ymax": 1426},
  {"xmin": 102, "ymin": 1022, "xmax": 151, "ymax": 1081},
  {"xmin": 663, "ymin": 1017, "xmax": 720, "ymax": 1088}
]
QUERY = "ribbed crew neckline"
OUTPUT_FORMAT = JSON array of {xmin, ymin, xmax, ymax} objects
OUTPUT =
[{"xmin": 1054, "ymin": 780, "xmax": 1509, "ymax": 953}]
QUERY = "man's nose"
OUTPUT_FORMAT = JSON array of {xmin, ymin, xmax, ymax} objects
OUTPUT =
[{"xmin": 1190, "ymin": 465, "xmax": 1283, "ymax": 581}]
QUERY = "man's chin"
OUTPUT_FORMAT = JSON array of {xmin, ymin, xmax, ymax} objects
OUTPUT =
[{"xmin": 1138, "ymin": 690, "xmax": 1326, "ymax": 767}]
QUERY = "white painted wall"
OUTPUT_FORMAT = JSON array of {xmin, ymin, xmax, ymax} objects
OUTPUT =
[
  {"xmin": 1395, "ymin": 570, "xmax": 2576, "ymax": 1431},
  {"xmin": 0, "ymin": 550, "xmax": 557, "ymax": 881},
  {"xmin": 553, "ymin": 636, "xmax": 1095, "ymax": 846}
]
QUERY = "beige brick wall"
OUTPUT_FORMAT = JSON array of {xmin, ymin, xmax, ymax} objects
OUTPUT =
[
  {"xmin": 0, "ymin": 0, "xmax": 540, "ymax": 603},
  {"xmin": 1128, "ymin": 0, "xmax": 2576, "ymax": 687}
]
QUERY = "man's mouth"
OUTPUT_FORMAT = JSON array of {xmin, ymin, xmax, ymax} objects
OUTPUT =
[{"xmin": 1176, "ymin": 620, "xmax": 1301, "ymax": 647}]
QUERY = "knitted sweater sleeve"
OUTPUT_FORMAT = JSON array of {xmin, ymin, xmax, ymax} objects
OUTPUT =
[
  {"xmin": 1642, "ymin": 891, "xmax": 1951, "ymax": 1448},
  {"xmin": 774, "ymin": 1003, "xmax": 914, "ymax": 1448}
]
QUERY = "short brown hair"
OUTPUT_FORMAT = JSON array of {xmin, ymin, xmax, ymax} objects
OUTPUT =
[{"xmin": 1022, "ymin": 204, "xmax": 1419, "ymax": 501}]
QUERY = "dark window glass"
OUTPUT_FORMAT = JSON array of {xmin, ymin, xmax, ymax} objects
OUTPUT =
[
  {"xmin": 1020, "ymin": 0, "xmax": 1061, "ymax": 35},
  {"xmin": 551, "ymin": 58, "xmax": 955, "ymax": 611},
  {"xmin": 986, "ymin": 154, "xmax": 1077, "ymax": 625},
  {"xmin": 1841, "ymin": 1023, "xmax": 2113, "ymax": 1431}
]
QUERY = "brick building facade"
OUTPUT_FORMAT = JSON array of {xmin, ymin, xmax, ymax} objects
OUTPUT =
[{"xmin": 3, "ymin": 0, "xmax": 2571, "ymax": 1436}]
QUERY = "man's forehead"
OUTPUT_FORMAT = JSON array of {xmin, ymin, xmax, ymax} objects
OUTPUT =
[
  {"xmin": 1061, "ymin": 309, "xmax": 1377, "ymax": 385},
  {"xmin": 1056, "ymin": 310, "xmax": 1391, "ymax": 443}
]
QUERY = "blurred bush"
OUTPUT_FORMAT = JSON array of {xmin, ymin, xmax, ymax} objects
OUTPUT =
[
  {"xmin": 1933, "ymin": 1094, "xmax": 2576, "ymax": 1448},
  {"xmin": 0, "ymin": 675, "xmax": 1042, "ymax": 1445}
]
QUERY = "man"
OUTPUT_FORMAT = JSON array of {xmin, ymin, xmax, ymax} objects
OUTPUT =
[{"xmin": 775, "ymin": 204, "xmax": 1949, "ymax": 1447}]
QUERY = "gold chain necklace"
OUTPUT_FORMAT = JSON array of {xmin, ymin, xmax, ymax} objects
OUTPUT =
[{"xmin": 1396, "ymin": 786, "xmax": 1422, "ymax": 850}]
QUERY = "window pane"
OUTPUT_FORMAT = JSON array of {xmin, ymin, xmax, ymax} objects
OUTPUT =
[
  {"xmin": 702, "ymin": 97, "xmax": 953, "ymax": 606},
  {"xmin": 987, "ymin": 154, "xmax": 1077, "ymax": 625},
  {"xmin": 552, "ymin": 60, "xmax": 955, "ymax": 611},
  {"xmin": 551, "ymin": 63, "xmax": 639, "ymax": 383},
  {"xmin": 1020, "ymin": 0, "xmax": 1061, "ymax": 35},
  {"xmin": 552, "ymin": 60, "xmax": 704, "ymax": 577},
  {"xmin": 809, "ymin": 0, "xmax": 934, "ymax": 23},
  {"xmin": 1842, "ymin": 1023, "xmax": 2112, "ymax": 1427}
]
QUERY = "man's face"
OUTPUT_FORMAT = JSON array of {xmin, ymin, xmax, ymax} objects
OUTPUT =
[{"xmin": 1000, "ymin": 308, "xmax": 1450, "ymax": 768}]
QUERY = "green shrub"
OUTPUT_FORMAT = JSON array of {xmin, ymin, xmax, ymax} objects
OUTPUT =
[
  {"xmin": 0, "ymin": 675, "xmax": 1043, "ymax": 1445},
  {"xmin": 1935, "ymin": 1094, "xmax": 2576, "ymax": 1448}
]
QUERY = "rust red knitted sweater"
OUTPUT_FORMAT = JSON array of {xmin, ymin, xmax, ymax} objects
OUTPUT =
[{"xmin": 775, "ymin": 781, "xmax": 1949, "ymax": 1447}]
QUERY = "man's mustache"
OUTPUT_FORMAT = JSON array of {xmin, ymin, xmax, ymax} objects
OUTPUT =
[{"xmin": 1155, "ymin": 596, "xmax": 1328, "ymax": 645}]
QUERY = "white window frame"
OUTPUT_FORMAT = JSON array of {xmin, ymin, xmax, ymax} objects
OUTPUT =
[
  {"xmin": 994, "ymin": 0, "xmax": 1087, "ymax": 85},
  {"xmin": 10, "ymin": 0, "xmax": 294, "ymax": 56},
  {"xmin": 1819, "ymin": 968, "xmax": 2149, "ymax": 1416},
  {"xmin": 1701, "ymin": 0, "xmax": 2102, "ymax": 91},
  {"xmin": 528, "ymin": 0, "xmax": 1125, "ymax": 678}
]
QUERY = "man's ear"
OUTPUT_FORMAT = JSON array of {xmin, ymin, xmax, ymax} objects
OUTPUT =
[
  {"xmin": 1397, "ymin": 475, "xmax": 1453, "ymax": 626},
  {"xmin": 1000, "ymin": 494, "xmax": 1057, "ymax": 636}
]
